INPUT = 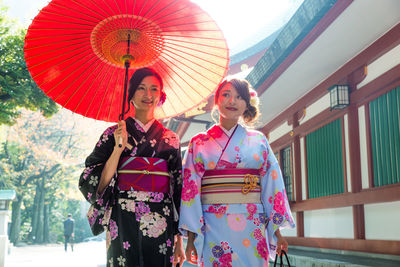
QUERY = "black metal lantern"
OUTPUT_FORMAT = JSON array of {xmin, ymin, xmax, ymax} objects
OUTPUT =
[{"xmin": 328, "ymin": 84, "xmax": 350, "ymax": 110}]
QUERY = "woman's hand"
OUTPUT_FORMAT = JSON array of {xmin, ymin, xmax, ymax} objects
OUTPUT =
[
  {"xmin": 173, "ymin": 235, "xmax": 185, "ymax": 266},
  {"xmin": 275, "ymin": 229, "xmax": 288, "ymax": 256},
  {"xmin": 98, "ymin": 120, "xmax": 127, "ymax": 193},
  {"xmin": 185, "ymin": 232, "xmax": 198, "ymax": 265},
  {"xmin": 113, "ymin": 120, "xmax": 127, "ymax": 150}
]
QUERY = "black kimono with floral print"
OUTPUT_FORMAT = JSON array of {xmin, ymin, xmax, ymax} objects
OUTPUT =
[{"xmin": 79, "ymin": 117, "xmax": 182, "ymax": 267}]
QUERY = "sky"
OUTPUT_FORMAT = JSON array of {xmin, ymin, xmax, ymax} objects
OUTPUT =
[{"xmin": 3, "ymin": 0, "xmax": 303, "ymax": 54}]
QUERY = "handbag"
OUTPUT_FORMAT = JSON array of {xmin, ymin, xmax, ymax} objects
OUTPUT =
[{"xmin": 273, "ymin": 250, "xmax": 291, "ymax": 267}]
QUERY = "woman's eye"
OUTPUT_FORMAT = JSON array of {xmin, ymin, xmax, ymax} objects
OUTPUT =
[
  {"xmin": 138, "ymin": 86, "xmax": 145, "ymax": 90},
  {"xmin": 151, "ymin": 87, "xmax": 159, "ymax": 91},
  {"xmin": 222, "ymin": 93, "xmax": 229, "ymax": 97},
  {"xmin": 236, "ymin": 95, "xmax": 242, "ymax": 100}
]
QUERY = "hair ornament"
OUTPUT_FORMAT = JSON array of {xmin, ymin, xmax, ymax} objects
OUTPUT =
[
  {"xmin": 249, "ymin": 89, "xmax": 257, "ymax": 98},
  {"xmin": 249, "ymin": 89, "xmax": 259, "ymax": 106}
]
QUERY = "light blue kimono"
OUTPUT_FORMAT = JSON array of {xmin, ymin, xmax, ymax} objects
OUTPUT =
[{"xmin": 179, "ymin": 124, "xmax": 295, "ymax": 267}]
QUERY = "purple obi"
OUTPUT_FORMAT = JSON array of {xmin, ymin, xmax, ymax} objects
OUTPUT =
[{"xmin": 117, "ymin": 157, "xmax": 170, "ymax": 193}]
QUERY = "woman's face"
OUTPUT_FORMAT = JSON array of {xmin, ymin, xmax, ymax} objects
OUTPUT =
[
  {"xmin": 216, "ymin": 83, "xmax": 247, "ymax": 121},
  {"xmin": 131, "ymin": 75, "xmax": 161, "ymax": 112}
]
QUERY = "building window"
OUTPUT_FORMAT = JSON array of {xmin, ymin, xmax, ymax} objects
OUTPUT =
[
  {"xmin": 281, "ymin": 146, "xmax": 293, "ymax": 201},
  {"xmin": 274, "ymin": 151, "xmax": 279, "ymax": 162},
  {"xmin": 306, "ymin": 119, "xmax": 344, "ymax": 198},
  {"xmin": 369, "ymin": 86, "xmax": 400, "ymax": 186}
]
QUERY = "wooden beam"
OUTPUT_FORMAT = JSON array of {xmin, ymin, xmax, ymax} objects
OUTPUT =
[
  {"xmin": 352, "ymin": 64, "xmax": 400, "ymax": 105},
  {"xmin": 287, "ymin": 237, "xmax": 400, "ymax": 255},
  {"xmin": 290, "ymin": 183, "xmax": 400, "ymax": 212},
  {"xmin": 261, "ymin": 22, "xmax": 400, "ymax": 134}
]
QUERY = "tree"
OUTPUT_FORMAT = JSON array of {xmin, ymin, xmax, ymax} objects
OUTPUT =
[
  {"xmin": 0, "ymin": 4, "xmax": 58, "ymax": 125},
  {"xmin": 1, "ymin": 108, "xmax": 110, "ymax": 244}
]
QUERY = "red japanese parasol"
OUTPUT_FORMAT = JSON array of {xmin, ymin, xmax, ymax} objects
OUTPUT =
[{"xmin": 24, "ymin": 0, "xmax": 229, "ymax": 122}]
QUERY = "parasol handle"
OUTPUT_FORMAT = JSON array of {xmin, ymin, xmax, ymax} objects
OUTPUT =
[{"xmin": 119, "ymin": 34, "xmax": 132, "ymax": 148}]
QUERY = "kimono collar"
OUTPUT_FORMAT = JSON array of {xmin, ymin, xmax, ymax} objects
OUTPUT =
[
  {"xmin": 133, "ymin": 118, "xmax": 155, "ymax": 133},
  {"xmin": 218, "ymin": 124, "xmax": 239, "ymax": 137}
]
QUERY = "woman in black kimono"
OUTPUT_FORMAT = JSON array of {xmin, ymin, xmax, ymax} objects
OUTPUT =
[{"xmin": 79, "ymin": 67, "xmax": 185, "ymax": 267}]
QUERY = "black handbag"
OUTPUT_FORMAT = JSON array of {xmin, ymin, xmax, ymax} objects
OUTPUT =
[{"xmin": 273, "ymin": 250, "xmax": 291, "ymax": 267}]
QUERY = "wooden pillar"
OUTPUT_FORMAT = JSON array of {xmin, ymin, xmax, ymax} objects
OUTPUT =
[
  {"xmin": 347, "ymin": 69, "xmax": 366, "ymax": 240},
  {"xmin": 293, "ymin": 112, "xmax": 304, "ymax": 237}
]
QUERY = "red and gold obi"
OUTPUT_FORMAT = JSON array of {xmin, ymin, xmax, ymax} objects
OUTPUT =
[
  {"xmin": 201, "ymin": 168, "xmax": 261, "ymax": 204},
  {"xmin": 117, "ymin": 157, "xmax": 170, "ymax": 193}
]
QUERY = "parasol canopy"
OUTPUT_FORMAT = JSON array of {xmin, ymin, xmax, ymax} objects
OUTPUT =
[{"xmin": 24, "ymin": 0, "xmax": 229, "ymax": 122}]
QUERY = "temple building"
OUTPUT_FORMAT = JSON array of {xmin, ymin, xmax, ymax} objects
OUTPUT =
[{"xmin": 172, "ymin": 0, "xmax": 400, "ymax": 261}]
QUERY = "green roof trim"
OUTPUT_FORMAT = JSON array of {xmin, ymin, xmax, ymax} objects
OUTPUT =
[
  {"xmin": 0, "ymin": 189, "xmax": 16, "ymax": 200},
  {"xmin": 229, "ymin": 29, "xmax": 282, "ymax": 66},
  {"xmin": 246, "ymin": 0, "xmax": 337, "ymax": 89}
]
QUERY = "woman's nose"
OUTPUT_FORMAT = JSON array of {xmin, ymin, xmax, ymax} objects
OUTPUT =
[{"xmin": 145, "ymin": 89, "xmax": 152, "ymax": 97}]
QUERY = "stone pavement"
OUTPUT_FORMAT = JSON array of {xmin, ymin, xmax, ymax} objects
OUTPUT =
[
  {"xmin": 6, "ymin": 241, "xmax": 106, "ymax": 267},
  {"xmin": 281, "ymin": 246, "xmax": 400, "ymax": 267},
  {"xmin": 5, "ymin": 241, "xmax": 196, "ymax": 267},
  {"xmin": 6, "ymin": 242, "xmax": 400, "ymax": 267}
]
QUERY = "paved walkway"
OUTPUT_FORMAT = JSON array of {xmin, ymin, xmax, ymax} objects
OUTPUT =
[
  {"xmin": 6, "ymin": 241, "xmax": 196, "ymax": 267},
  {"xmin": 6, "ymin": 241, "xmax": 106, "ymax": 267},
  {"xmin": 286, "ymin": 247, "xmax": 400, "ymax": 267},
  {"xmin": 6, "ymin": 242, "xmax": 400, "ymax": 267}
]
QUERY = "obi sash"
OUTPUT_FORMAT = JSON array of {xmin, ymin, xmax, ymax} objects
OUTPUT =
[
  {"xmin": 117, "ymin": 157, "xmax": 170, "ymax": 193},
  {"xmin": 201, "ymin": 168, "xmax": 261, "ymax": 204}
]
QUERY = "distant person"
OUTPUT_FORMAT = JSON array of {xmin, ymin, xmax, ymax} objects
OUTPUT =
[{"xmin": 63, "ymin": 214, "xmax": 75, "ymax": 252}]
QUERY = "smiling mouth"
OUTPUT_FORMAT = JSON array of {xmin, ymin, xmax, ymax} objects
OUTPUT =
[
  {"xmin": 226, "ymin": 107, "xmax": 237, "ymax": 111},
  {"xmin": 142, "ymin": 100, "xmax": 153, "ymax": 104}
]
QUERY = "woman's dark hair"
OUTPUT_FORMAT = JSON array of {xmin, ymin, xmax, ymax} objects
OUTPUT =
[
  {"xmin": 214, "ymin": 78, "xmax": 260, "ymax": 124},
  {"xmin": 125, "ymin": 67, "xmax": 166, "ymax": 114}
]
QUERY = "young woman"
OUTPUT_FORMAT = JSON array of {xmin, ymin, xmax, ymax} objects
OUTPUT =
[
  {"xmin": 179, "ymin": 78, "xmax": 295, "ymax": 266},
  {"xmin": 79, "ymin": 67, "xmax": 185, "ymax": 267}
]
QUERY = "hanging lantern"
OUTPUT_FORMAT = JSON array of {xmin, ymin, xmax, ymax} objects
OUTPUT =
[{"xmin": 328, "ymin": 84, "xmax": 350, "ymax": 110}]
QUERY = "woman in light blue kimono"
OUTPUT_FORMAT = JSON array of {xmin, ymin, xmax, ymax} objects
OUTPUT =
[{"xmin": 179, "ymin": 78, "xmax": 295, "ymax": 267}]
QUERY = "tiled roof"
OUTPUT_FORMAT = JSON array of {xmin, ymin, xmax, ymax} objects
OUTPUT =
[
  {"xmin": 229, "ymin": 29, "xmax": 282, "ymax": 66},
  {"xmin": 246, "ymin": 0, "xmax": 337, "ymax": 89}
]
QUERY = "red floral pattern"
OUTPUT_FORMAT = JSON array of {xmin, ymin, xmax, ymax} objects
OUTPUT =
[
  {"xmin": 273, "ymin": 192, "xmax": 286, "ymax": 215},
  {"xmin": 181, "ymin": 180, "xmax": 198, "ymax": 202}
]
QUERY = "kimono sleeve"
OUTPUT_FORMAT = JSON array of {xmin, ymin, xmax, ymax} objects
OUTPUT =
[
  {"xmin": 178, "ymin": 138, "xmax": 205, "ymax": 257},
  {"xmin": 167, "ymin": 134, "xmax": 183, "ymax": 235},
  {"xmin": 260, "ymin": 136, "xmax": 295, "ymax": 260},
  {"xmin": 78, "ymin": 125, "xmax": 118, "ymax": 206}
]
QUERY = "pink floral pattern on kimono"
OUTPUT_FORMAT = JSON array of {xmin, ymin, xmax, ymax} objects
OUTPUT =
[{"xmin": 179, "ymin": 124, "xmax": 295, "ymax": 267}]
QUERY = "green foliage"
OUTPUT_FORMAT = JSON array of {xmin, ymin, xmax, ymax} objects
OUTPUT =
[
  {"xmin": 0, "ymin": 4, "xmax": 58, "ymax": 125},
  {"xmin": 2, "ymin": 109, "xmax": 106, "ymax": 244},
  {"xmin": 0, "ymin": 141, "xmax": 27, "ymax": 188}
]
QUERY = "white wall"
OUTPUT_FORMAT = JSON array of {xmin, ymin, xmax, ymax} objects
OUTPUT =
[
  {"xmin": 280, "ymin": 211, "xmax": 297, "ymax": 237},
  {"xmin": 300, "ymin": 137, "xmax": 307, "ymax": 201},
  {"xmin": 343, "ymin": 114, "xmax": 351, "ymax": 192},
  {"xmin": 357, "ymin": 44, "xmax": 400, "ymax": 89},
  {"xmin": 358, "ymin": 105, "xmax": 370, "ymax": 189},
  {"xmin": 268, "ymin": 121, "xmax": 292, "ymax": 144},
  {"xmin": 304, "ymin": 207, "xmax": 354, "ymax": 238},
  {"xmin": 301, "ymin": 93, "xmax": 330, "ymax": 124},
  {"xmin": 364, "ymin": 201, "xmax": 400, "ymax": 241}
]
